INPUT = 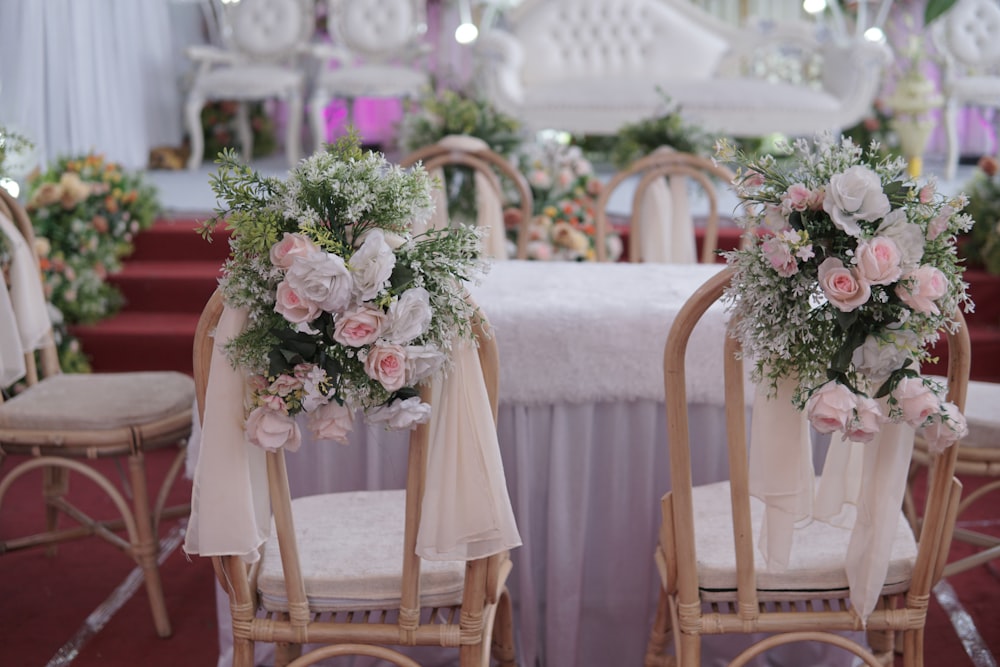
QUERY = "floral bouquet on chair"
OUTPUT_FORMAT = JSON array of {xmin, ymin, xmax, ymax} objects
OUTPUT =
[
  {"xmin": 721, "ymin": 134, "xmax": 972, "ymax": 453},
  {"xmin": 513, "ymin": 139, "xmax": 622, "ymax": 262},
  {"xmin": 200, "ymin": 136, "xmax": 486, "ymax": 451}
]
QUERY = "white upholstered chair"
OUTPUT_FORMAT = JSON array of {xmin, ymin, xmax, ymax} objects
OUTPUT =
[
  {"xmin": 308, "ymin": 0, "xmax": 430, "ymax": 148},
  {"xmin": 930, "ymin": 0, "xmax": 1000, "ymax": 180},
  {"xmin": 183, "ymin": 0, "xmax": 314, "ymax": 170}
]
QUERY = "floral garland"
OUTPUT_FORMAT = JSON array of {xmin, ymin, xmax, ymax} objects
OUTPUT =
[
  {"xmin": 959, "ymin": 155, "xmax": 1000, "ymax": 275},
  {"xmin": 721, "ymin": 134, "xmax": 972, "ymax": 452},
  {"xmin": 514, "ymin": 139, "xmax": 622, "ymax": 262},
  {"xmin": 202, "ymin": 137, "xmax": 486, "ymax": 450}
]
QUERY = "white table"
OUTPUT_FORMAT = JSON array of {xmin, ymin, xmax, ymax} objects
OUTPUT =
[{"xmin": 203, "ymin": 261, "xmax": 856, "ymax": 667}]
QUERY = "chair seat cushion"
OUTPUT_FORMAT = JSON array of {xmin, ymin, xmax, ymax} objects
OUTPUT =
[
  {"xmin": 692, "ymin": 480, "xmax": 917, "ymax": 601},
  {"xmin": 0, "ymin": 371, "xmax": 194, "ymax": 432},
  {"xmin": 948, "ymin": 76, "xmax": 1000, "ymax": 104},
  {"xmin": 962, "ymin": 379, "xmax": 1000, "ymax": 449},
  {"xmin": 314, "ymin": 65, "xmax": 428, "ymax": 99},
  {"xmin": 196, "ymin": 65, "xmax": 305, "ymax": 98},
  {"xmin": 257, "ymin": 490, "xmax": 466, "ymax": 613}
]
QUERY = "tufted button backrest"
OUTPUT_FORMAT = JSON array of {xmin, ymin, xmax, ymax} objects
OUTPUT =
[
  {"xmin": 510, "ymin": 0, "xmax": 729, "ymax": 85},
  {"xmin": 938, "ymin": 0, "xmax": 1000, "ymax": 69},
  {"xmin": 223, "ymin": 0, "xmax": 315, "ymax": 60},
  {"xmin": 326, "ymin": 0, "xmax": 426, "ymax": 61}
]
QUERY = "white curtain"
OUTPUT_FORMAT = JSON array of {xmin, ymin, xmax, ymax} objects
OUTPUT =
[{"xmin": 0, "ymin": 0, "xmax": 182, "ymax": 171}]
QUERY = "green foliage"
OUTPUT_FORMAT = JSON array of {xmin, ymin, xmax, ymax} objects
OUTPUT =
[
  {"xmin": 960, "ymin": 158, "xmax": 1000, "ymax": 275},
  {"xmin": 0, "ymin": 126, "xmax": 32, "ymax": 180},
  {"xmin": 200, "ymin": 101, "xmax": 278, "ymax": 160}
]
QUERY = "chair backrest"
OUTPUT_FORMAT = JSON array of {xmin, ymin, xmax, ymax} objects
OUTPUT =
[
  {"xmin": 0, "ymin": 188, "xmax": 60, "ymax": 389},
  {"xmin": 324, "ymin": 0, "xmax": 427, "ymax": 62},
  {"xmin": 192, "ymin": 287, "xmax": 504, "ymax": 641},
  {"xmin": 400, "ymin": 141, "xmax": 534, "ymax": 260},
  {"xmin": 662, "ymin": 267, "xmax": 970, "ymax": 642},
  {"xmin": 216, "ymin": 0, "xmax": 315, "ymax": 61},
  {"xmin": 931, "ymin": 0, "xmax": 1000, "ymax": 76},
  {"xmin": 593, "ymin": 149, "xmax": 736, "ymax": 263}
]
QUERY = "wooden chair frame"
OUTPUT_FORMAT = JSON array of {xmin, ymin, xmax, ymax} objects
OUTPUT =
[
  {"xmin": 593, "ymin": 150, "xmax": 736, "ymax": 263},
  {"xmin": 193, "ymin": 289, "xmax": 517, "ymax": 667},
  {"xmin": 646, "ymin": 267, "xmax": 970, "ymax": 667},
  {"xmin": 0, "ymin": 189, "xmax": 192, "ymax": 638},
  {"xmin": 400, "ymin": 142, "xmax": 534, "ymax": 260}
]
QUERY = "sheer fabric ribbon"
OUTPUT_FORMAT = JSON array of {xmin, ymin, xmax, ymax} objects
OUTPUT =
[
  {"xmin": 0, "ymin": 211, "xmax": 51, "ymax": 386},
  {"xmin": 636, "ymin": 148, "xmax": 697, "ymax": 264}
]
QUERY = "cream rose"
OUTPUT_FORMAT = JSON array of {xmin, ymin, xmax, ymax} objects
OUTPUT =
[
  {"xmin": 364, "ymin": 343, "xmax": 407, "ymax": 392},
  {"xmin": 854, "ymin": 236, "xmax": 902, "ymax": 286},
  {"xmin": 851, "ymin": 332, "xmax": 913, "ymax": 386},
  {"xmin": 806, "ymin": 381, "xmax": 857, "ymax": 435},
  {"xmin": 895, "ymin": 265, "xmax": 947, "ymax": 315},
  {"xmin": 822, "ymin": 165, "xmax": 891, "ymax": 236},
  {"xmin": 876, "ymin": 209, "xmax": 924, "ymax": 269},
  {"xmin": 274, "ymin": 280, "xmax": 322, "ymax": 324},
  {"xmin": 307, "ymin": 401, "xmax": 354, "ymax": 445},
  {"xmin": 245, "ymin": 406, "xmax": 302, "ymax": 452},
  {"xmin": 333, "ymin": 305, "xmax": 386, "ymax": 347},
  {"xmin": 892, "ymin": 377, "xmax": 940, "ymax": 428},
  {"xmin": 286, "ymin": 251, "xmax": 353, "ymax": 314},
  {"xmin": 367, "ymin": 396, "xmax": 432, "ymax": 430},
  {"xmin": 349, "ymin": 229, "xmax": 396, "ymax": 301},
  {"xmin": 404, "ymin": 344, "xmax": 445, "ymax": 384},
  {"xmin": 382, "ymin": 288, "xmax": 432, "ymax": 345},
  {"xmin": 270, "ymin": 232, "xmax": 319, "ymax": 269},
  {"xmin": 817, "ymin": 257, "xmax": 871, "ymax": 312}
]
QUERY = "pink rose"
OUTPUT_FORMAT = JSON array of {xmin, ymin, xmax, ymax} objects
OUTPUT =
[
  {"xmin": 806, "ymin": 381, "xmax": 857, "ymax": 435},
  {"xmin": 333, "ymin": 305, "xmax": 386, "ymax": 347},
  {"xmin": 918, "ymin": 183, "xmax": 935, "ymax": 204},
  {"xmin": 893, "ymin": 377, "xmax": 941, "ymax": 428},
  {"xmin": 781, "ymin": 183, "xmax": 814, "ymax": 213},
  {"xmin": 245, "ymin": 406, "xmax": 302, "ymax": 452},
  {"xmin": 307, "ymin": 401, "xmax": 354, "ymax": 445},
  {"xmin": 364, "ymin": 343, "xmax": 407, "ymax": 392},
  {"xmin": 274, "ymin": 280, "xmax": 322, "ymax": 324},
  {"xmin": 845, "ymin": 395, "xmax": 885, "ymax": 443},
  {"xmin": 761, "ymin": 236, "xmax": 798, "ymax": 277},
  {"xmin": 818, "ymin": 257, "xmax": 871, "ymax": 312},
  {"xmin": 270, "ymin": 232, "xmax": 319, "ymax": 269},
  {"xmin": 895, "ymin": 265, "xmax": 947, "ymax": 315},
  {"xmin": 854, "ymin": 236, "xmax": 902, "ymax": 286},
  {"xmin": 268, "ymin": 374, "xmax": 302, "ymax": 397},
  {"xmin": 920, "ymin": 402, "xmax": 968, "ymax": 454},
  {"xmin": 927, "ymin": 206, "xmax": 952, "ymax": 241}
]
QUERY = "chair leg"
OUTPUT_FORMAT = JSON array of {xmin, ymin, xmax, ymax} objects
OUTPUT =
[
  {"xmin": 42, "ymin": 465, "xmax": 69, "ymax": 557},
  {"xmin": 236, "ymin": 103, "xmax": 253, "ymax": 163},
  {"xmin": 645, "ymin": 588, "xmax": 675, "ymax": 667},
  {"xmin": 943, "ymin": 99, "xmax": 960, "ymax": 181},
  {"xmin": 309, "ymin": 90, "xmax": 328, "ymax": 152},
  {"xmin": 285, "ymin": 90, "xmax": 304, "ymax": 167},
  {"xmin": 127, "ymin": 451, "xmax": 172, "ymax": 638},
  {"xmin": 491, "ymin": 588, "xmax": 517, "ymax": 667},
  {"xmin": 185, "ymin": 96, "xmax": 207, "ymax": 171}
]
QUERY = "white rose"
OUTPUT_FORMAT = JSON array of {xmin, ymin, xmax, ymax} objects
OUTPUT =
[
  {"xmin": 822, "ymin": 165, "xmax": 891, "ymax": 237},
  {"xmin": 876, "ymin": 209, "xmax": 925, "ymax": 269},
  {"xmin": 286, "ymin": 251, "xmax": 354, "ymax": 314},
  {"xmin": 382, "ymin": 288, "xmax": 433, "ymax": 344},
  {"xmin": 404, "ymin": 344, "xmax": 445, "ymax": 384},
  {"xmin": 349, "ymin": 229, "xmax": 396, "ymax": 301},
  {"xmin": 851, "ymin": 333, "xmax": 911, "ymax": 386},
  {"xmin": 367, "ymin": 396, "xmax": 432, "ymax": 430}
]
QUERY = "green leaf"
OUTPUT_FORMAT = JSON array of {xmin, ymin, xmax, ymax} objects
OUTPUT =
[
  {"xmin": 834, "ymin": 308, "xmax": 858, "ymax": 332},
  {"xmin": 924, "ymin": 0, "xmax": 956, "ymax": 25}
]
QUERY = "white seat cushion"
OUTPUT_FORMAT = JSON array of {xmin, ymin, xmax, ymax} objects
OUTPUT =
[
  {"xmin": 691, "ymin": 480, "xmax": 917, "ymax": 601},
  {"xmin": 962, "ymin": 379, "xmax": 1000, "ymax": 449},
  {"xmin": 315, "ymin": 65, "xmax": 428, "ymax": 99},
  {"xmin": 196, "ymin": 65, "xmax": 304, "ymax": 99},
  {"xmin": 0, "ymin": 371, "xmax": 194, "ymax": 431},
  {"xmin": 257, "ymin": 490, "xmax": 466, "ymax": 613}
]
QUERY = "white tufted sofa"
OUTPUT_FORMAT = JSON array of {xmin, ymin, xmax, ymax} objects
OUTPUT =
[{"xmin": 475, "ymin": 0, "xmax": 890, "ymax": 138}]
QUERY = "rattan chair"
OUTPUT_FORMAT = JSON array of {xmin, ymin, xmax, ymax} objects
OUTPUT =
[
  {"xmin": 0, "ymin": 189, "xmax": 195, "ymax": 638},
  {"xmin": 907, "ymin": 378, "xmax": 1000, "ymax": 577},
  {"xmin": 193, "ymin": 289, "xmax": 517, "ymax": 667},
  {"xmin": 400, "ymin": 138, "xmax": 533, "ymax": 260},
  {"xmin": 645, "ymin": 267, "xmax": 970, "ymax": 667},
  {"xmin": 593, "ymin": 149, "xmax": 736, "ymax": 263}
]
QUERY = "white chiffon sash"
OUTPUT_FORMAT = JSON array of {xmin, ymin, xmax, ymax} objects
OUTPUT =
[
  {"xmin": 427, "ymin": 135, "xmax": 508, "ymax": 260},
  {"xmin": 749, "ymin": 382, "xmax": 917, "ymax": 623},
  {"xmin": 637, "ymin": 149, "xmax": 696, "ymax": 264},
  {"xmin": 0, "ymin": 210, "xmax": 51, "ymax": 386},
  {"xmin": 417, "ymin": 336, "xmax": 521, "ymax": 560},
  {"xmin": 184, "ymin": 304, "xmax": 520, "ymax": 564}
]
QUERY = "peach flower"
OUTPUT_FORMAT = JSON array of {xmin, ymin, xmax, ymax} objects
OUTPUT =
[{"xmin": 818, "ymin": 257, "xmax": 871, "ymax": 311}]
